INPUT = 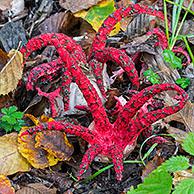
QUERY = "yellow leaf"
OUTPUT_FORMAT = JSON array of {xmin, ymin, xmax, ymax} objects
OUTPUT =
[
  {"xmin": 0, "ymin": 175, "xmax": 15, "ymax": 194},
  {"xmin": 18, "ymin": 115, "xmax": 73, "ymax": 168},
  {"xmin": 0, "ymin": 49, "xmax": 23, "ymax": 95},
  {"xmin": 18, "ymin": 127, "xmax": 59, "ymax": 169},
  {"xmin": 0, "ymin": 133, "xmax": 30, "ymax": 175},
  {"xmin": 74, "ymin": 0, "xmax": 120, "ymax": 36}
]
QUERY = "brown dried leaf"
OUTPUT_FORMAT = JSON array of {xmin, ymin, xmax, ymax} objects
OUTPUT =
[
  {"xmin": 126, "ymin": 14, "xmax": 158, "ymax": 38},
  {"xmin": 0, "ymin": 133, "xmax": 30, "ymax": 175},
  {"xmin": 0, "ymin": 175, "xmax": 15, "ymax": 194},
  {"xmin": 143, "ymin": 47, "xmax": 181, "ymax": 83},
  {"xmin": 142, "ymin": 150, "xmax": 164, "ymax": 180},
  {"xmin": 0, "ymin": 49, "xmax": 23, "ymax": 95},
  {"xmin": 35, "ymin": 131, "xmax": 74, "ymax": 161},
  {"xmin": 165, "ymin": 101, "xmax": 194, "ymax": 132},
  {"xmin": 59, "ymin": 0, "xmax": 101, "ymax": 13},
  {"xmin": 16, "ymin": 183, "xmax": 57, "ymax": 194},
  {"xmin": 173, "ymin": 169, "xmax": 194, "ymax": 186},
  {"xmin": 38, "ymin": 12, "xmax": 67, "ymax": 34},
  {"xmin": 18, "ymin": 127, "xmax": 58, "ymax": 169},
  {"xmin": 0, "ymin": 49, "xmax": 9, "ymax": 70}
]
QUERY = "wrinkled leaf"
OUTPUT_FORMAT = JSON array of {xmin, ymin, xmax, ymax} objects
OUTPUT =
[
  {"xmin": 0, "ymin": 133, "xmax": 30, "ymax": 175},
  {"xmin": 126, "ymin": 14, "xmax": 157, "ymax": 38},
  {"xmin": 0, "ymin": 175, "xmax": 15, "ymax": 194},
  {"xmin": 165, "ymin": 101, "xmax": 194, "ymax": 133},
  {"xmin": 59, "ymin": 0, "xmax": 101, "ymax": 13},
  {"xmin": 182, "ymin": 132, "xmax": 194, "ymax": 156},
  {"xmin": 173, "ymin": 169, "xmax": 193, "ymax": 186},
  {"xmin": 18, "ymin": 127, "xmax": 58, "ymax": 169},
  {"xmin": 74, "ymin": 0, "xmax": 120, "ymax": 36},
  {"xmin": 172, "ymin": 178, "xmax": 194, "ymax": 194},
  {"xmin": 0, "ymin": 49, "xmax": 23, "ymax": 95},
  {"xmin": 35, "ymin": 130, "xmax": 74, "ymax": 161}
]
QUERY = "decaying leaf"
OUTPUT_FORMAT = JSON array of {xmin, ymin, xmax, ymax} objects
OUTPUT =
[
  {"xmin": 173, "ymin": 169, "xmax": 194, "ymax": 186},
  {"xmin": 18, "ymin": 114, "xmax": 74, "ymax": 168},
  {"xmin": 165, "ymin": 101, "xmax": 194, "ymax": 132},
  {"xmin": 0, "ymin": 49, "xmax": 23, "ymax": 95},
  {"xmin": 18, "ymin": 127, "xmax": 58, "ymax": 169},
  {"xmin": 16, "ymin": 183, "xmax": 57, "ymax": 194},
  {"xmin": 59, "ymin": 0, "xmax": 101, "ymax": 13},
  {"xmin": 0, "ymin": 49, "xmax": 9, "ymax": 70},
  {"xmin": 143, "ymin": 47, "xmax": 181, "ymax": 83},
  {"xmin": 0, "ymin": 21, "xmax": 27, "ymax": 52},
  {"xmin": 0, "ymin": 133, "xmax": 30, "ymax": 175},
  {"xmin": 35, "ymin": 131, "xmax": 74, "ymax": 161},
  {"xmin": 74, "ymin": 0, "xmax": 120, "ymax": 36},
  {"xmin": 0, "ymin": 175, "xmax": 15, "ymax": 194},
  {"xmin": 126, "ymin": 14, "xmax": 157, "ymax": 38},
  {"xmin": 141, "ymin": 150, "xmax": 164, "ymax": 180}
]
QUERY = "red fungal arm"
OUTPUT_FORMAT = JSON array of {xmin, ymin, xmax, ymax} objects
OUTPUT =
[
  {"xmin": 20, "ymin": 33, "xmax": 87, "ymax": 64},
  {"xmin": 89, "ymin": 3, "xmax": 165, "ymax": 57},
  {"xmin": 114, "ymin": 83, "xmax": 188, "ymax": 133},
  {"xmin": 26, "ymin": 59, "xmax": 63, "ymax": 90},
  {"xmin": 21, "ymin": 33, "xmax": 110, "ymax": 131},
  {"xmin": 95, "ymin": 47, "xmax": 140, "ymax": 89},
  {"xmin": 172, "ymin": 47, "xmax": 191, "ymax": 65}
]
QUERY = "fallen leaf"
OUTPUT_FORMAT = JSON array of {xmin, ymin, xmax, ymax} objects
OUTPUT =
[
  {"xmin": 126, "ymin": 14, "xmax": 157, "ymax": 38},
  {"xmin": 0, "ymin": 49, "xmax": 9, "ymax": 70},
  {"xmin": 16, "ymin": 183, "xmax": 57, "ymax": 194},
  {"xmin": 74, "ymin": 0, "xmax": 120, "ymax": 36},
  {"xmin": 165, "ymin": 101, "xmax": 194, "ymax": 133},
  {"xmin": 59, "ymin": 0, "xmax": 101, "ymax": 13},
  {"xmin": 35, "ymin": 130, "xmax": 74, "ymax": 161},
  {"xmin": 0, "ymin": 133, "xmax": 30, "ymax": 175},
  {"xmin": 18, "ymin": 115, "xmax": 73, "ymax": 168},
  {"xmin": 142, "ymin": 150, "xmax": 164, "ymax": 180},
  {"xmin": 0, "ymin": 175, "xmax": 15, "ymax": 194},
  {"xmin": 18, "ymin": 127, "xmax": 59, "ymax": 169},
  {"xmin": 0, "ymin": 49, "xmax": 23, "ymax": 95},
  {"xmin": 0, "ymin": 21, "xmax": 27, "ymax": 52},
  {"xmin": 173, "ymin": 169, "xmax": 194, "ymax": 186}
]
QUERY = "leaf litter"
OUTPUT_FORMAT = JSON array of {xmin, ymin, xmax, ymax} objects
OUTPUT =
[{"xmin": 0, "ymin": 0, "xmax": 193, "ymax": 193}]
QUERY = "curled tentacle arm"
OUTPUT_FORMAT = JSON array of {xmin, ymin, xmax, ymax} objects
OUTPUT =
[
  {"xmin": 89, "ymin": 3, "xmax": 165, "ymax": 58},
  {"xmin": 114, "ymin": 83, "xmax": 188, "ymax": 132},
  {"xmin": 94, "ymin": 47, "xmax": 140, "ymax": 89},
  {"xmin": 26, "ymin": 59, "xmax": 63, "ymax": 90},
  {"xmin": 20, "ymin": 33, "xmax": 87, "ymax": 64}
]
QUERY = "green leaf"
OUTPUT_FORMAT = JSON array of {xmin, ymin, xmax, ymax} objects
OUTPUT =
[
  {"xmin": 8, "ymin": 106, "xmax": 17, "ymax": 113},
  {"xmin": 5, "ymin": 117, "xmax": 17, "ymax": 125},
  {"xmin": 0, "ymin": 122, "xmax": 13, "ymax": 133},
  {"xmin": 1, "ymin": 107, "xmax": 9, "ymax": 115},
  {"xmin": 11, "ymin": 112, "xmax": 23, "ymax": 119},
  {"xmin": 1, "ymin": 115, "xmax": 10, "ymax": 122},
  {"xmin": 182, "ymin": 132, "xmax": 194, "ymax": 156},
  {"xmin": 127, "ymin": 170, "xmax": 172, "ymax": 194},
  {"xmin": 13, "ymin": 124, "xmax": 22, "ymax": 131},
  {"xmin": 143, "ymin": 68, "xmax": 160, "ymax": 85},
  {"xmin": 176, "ymin": 78, "xmax": 190, "ymax": 89},
  {"xmin": 162, "ymin": 49, "xmax": 182, "ymax": 69},
  {"xmin": 172, "ymin": 179, "xmax": 194, "ymax": 194},
  {"xmin": 158, "ymin": 156, "xmax": 190, "ymax": 173}
]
